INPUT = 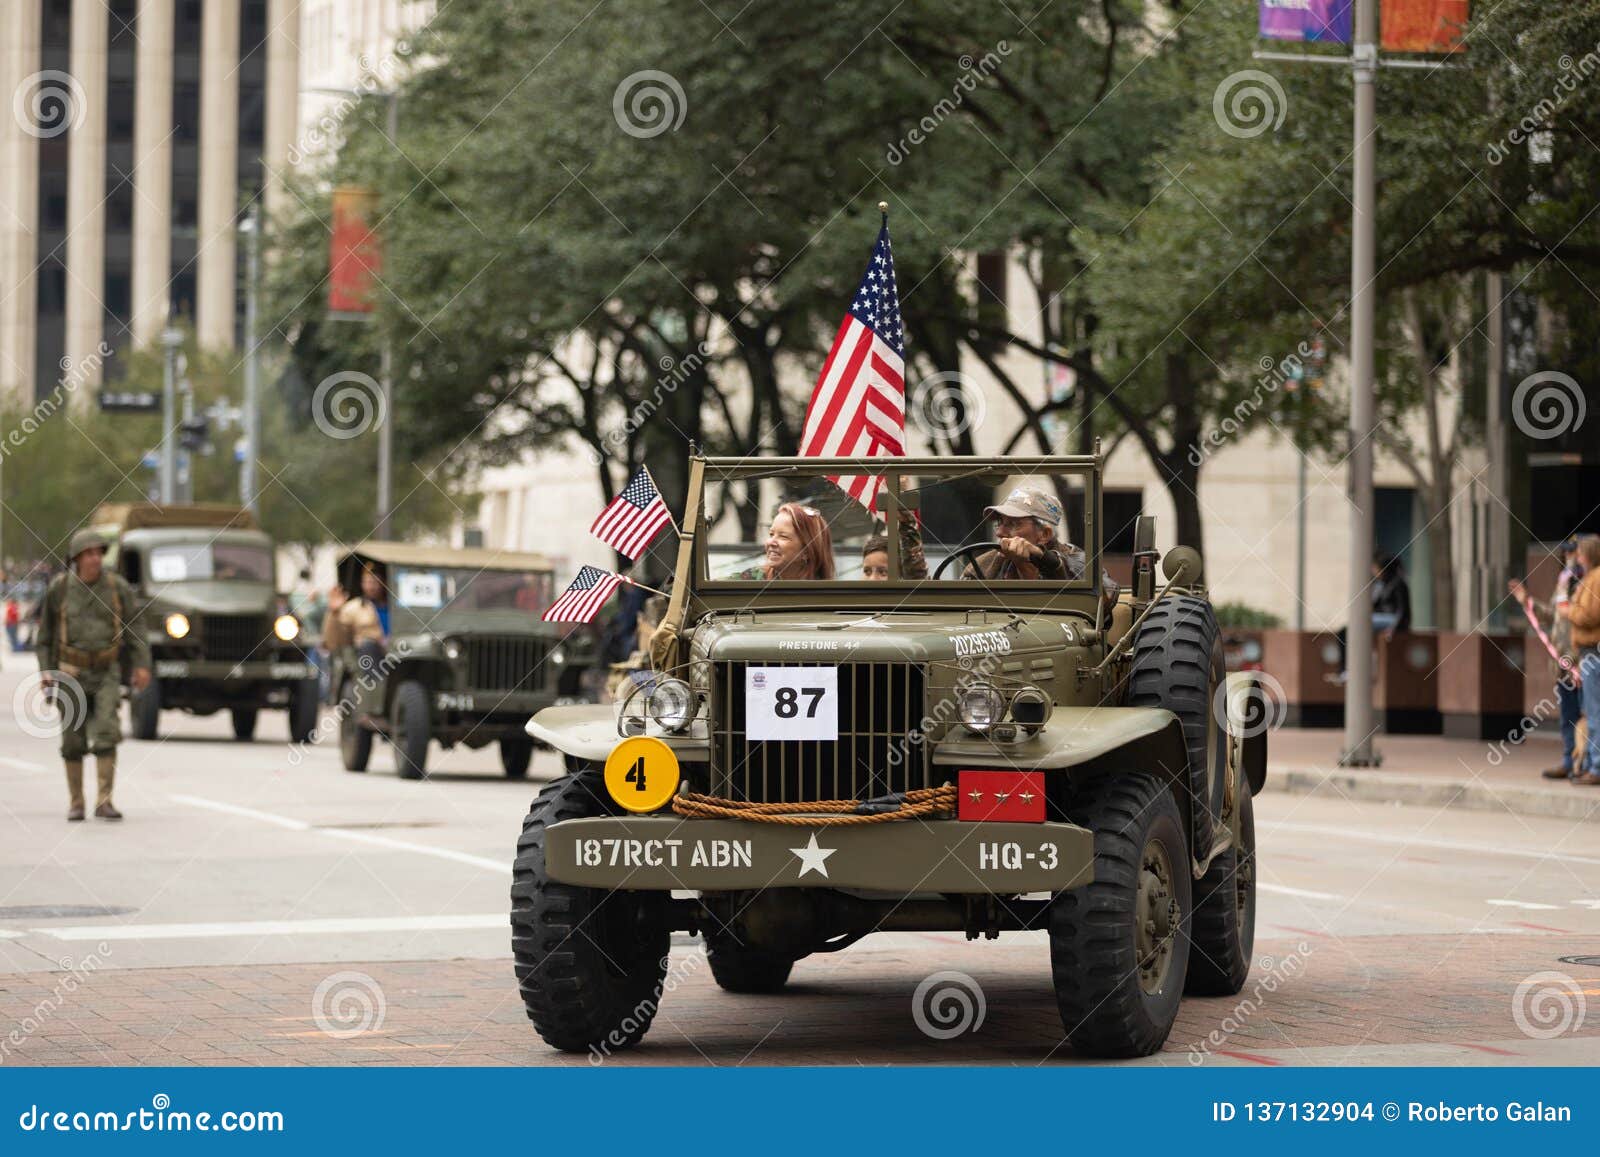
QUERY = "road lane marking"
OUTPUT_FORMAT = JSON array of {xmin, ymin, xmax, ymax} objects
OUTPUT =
[
  {"xmin": 169, "ymin": 794, "xmax": 309, "ymax": 830},
  {"xmin": 34, "ymin": 914, "xmax": 507, "ymax": 942},
  {"xmin": 1258, "ymin": 882, "xmax": 1343, "ymax": 901},
  {"xmin": 1261, "ymin": 821, "xmax": 1600, "ymax": 867},
  {"xmin": 1486, "ymin": 899, "xmax": 1560, "ymax": 910},
  {"xmin": 0, "ymin": 756, "xmax": 47, "ymax": 772},
  {"xmin": 0, "ymin": 929, "xmax": 25, "ymax": 939},
  {"xmin": 170, "ymin": 794, "xmax": 510, "ymax": 875}
]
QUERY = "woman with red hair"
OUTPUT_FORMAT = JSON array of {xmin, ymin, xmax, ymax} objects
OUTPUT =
[{"xmin": 733, "ymin": 502, "xmax": 835, "ymax": 580}]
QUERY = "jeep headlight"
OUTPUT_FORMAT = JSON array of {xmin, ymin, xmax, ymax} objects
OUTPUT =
[
  {"xmin": 1010, "ymin": 685, "xmax": 1052, "ymax": 730},
  {"xmin": 550, "ymin": 645, "xmax": 567, "ymax": 667},
  {"xmin": 273, "ymin": 614, "xmax": 300, "ymax": 642},
  {"xmin": 444, "ymin": 639, "xmax": 462, "ymax": 661},
  {"xmin": 959, "ymin": 684, "xmax": 1004, "ymax": 733},
  {"xmin": 648, "ymin": 677, "xmax": 695, "ymax": 733},
  {"xmin": 165, "ymin": 612, "xmax": 190, "ymax": 639}
]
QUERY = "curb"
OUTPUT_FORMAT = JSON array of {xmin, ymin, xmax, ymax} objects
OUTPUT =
[{"xmin": 1267, "ymin": 765, "xmax": 1600, "ymax": 825}]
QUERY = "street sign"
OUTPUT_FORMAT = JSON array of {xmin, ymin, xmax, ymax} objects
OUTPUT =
[{"xmin": 98, "ymin": 390, "xmax": 161, "ymax": 413}]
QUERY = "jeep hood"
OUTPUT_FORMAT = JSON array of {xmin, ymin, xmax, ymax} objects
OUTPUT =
[{"xmin": 145, "ymin": 580, "xmax": 276, "ymax": 615}]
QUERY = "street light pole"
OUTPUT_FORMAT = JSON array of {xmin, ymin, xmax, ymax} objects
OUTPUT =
[
  {"xmin": 160, "ymin": 325, "xmax": 183, "ymax": 504},
  {"xmin": 1340, "ymin": 0, "xmax": 1380, "ymax": 767},
  {"xmin": 240, "ymin": 203, "xmax": 261, "ymax": 514},
  {"xmin": 374, "ymin": 93, "xmax": 399, "ymax": 540}
]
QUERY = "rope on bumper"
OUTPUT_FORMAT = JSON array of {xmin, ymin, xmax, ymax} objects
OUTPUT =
[{"xmin": 669, "ymin": 784, "xmax": 958, "ymax": 825}]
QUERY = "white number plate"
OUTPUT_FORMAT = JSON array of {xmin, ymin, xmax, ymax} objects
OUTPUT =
[{"xmin": 745, "ymin": 666, "xmax": 837, "ymax": 742}]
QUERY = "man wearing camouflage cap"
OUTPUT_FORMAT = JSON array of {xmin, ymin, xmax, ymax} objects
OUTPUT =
[
  {"xmin": 37, "ymin": 528, "xmax": 150, "ymax": 821},
  {"xmin": 965, "ymin": 485, "xmax": 1120, "ymax": 604}
]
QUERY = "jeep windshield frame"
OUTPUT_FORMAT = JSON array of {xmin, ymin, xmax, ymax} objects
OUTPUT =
[{"xmin": 688, "ymin": 455, "xmax": 1103, "ymax": 616}]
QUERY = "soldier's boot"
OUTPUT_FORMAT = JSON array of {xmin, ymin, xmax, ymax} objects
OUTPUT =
[
  {"xmin": 64, "ymin": 760, "xmax": 86, "ymax": 822},
  {"xmin": 93, "ymin": 754, "xmax": 122, "ymax": 821}
]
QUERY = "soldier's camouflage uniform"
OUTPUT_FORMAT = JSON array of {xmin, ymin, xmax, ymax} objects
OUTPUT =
[{"xmin": 36, "ymin": 531, "xmax": 150, "ymax": 817}]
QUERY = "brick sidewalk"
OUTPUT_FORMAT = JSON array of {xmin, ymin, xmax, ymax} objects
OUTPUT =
[{"xmin": 4, "ymin": 933, "xmax": 1595, "ymax": 1066}]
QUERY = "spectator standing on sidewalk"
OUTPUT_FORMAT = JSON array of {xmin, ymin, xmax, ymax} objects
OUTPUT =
[
  {"xmin": 1564, "ymin": 535, "xmax": 1600, "ymax": 786},
  {"xmin": 1510, "ymin": 538, "xmax": 1585, "ymax": 781}
]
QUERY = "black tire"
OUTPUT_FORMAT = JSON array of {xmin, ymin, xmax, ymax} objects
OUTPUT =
[
  {"xmin": 129, "ymin": 676, "xmax": 160, "ymax": 741},
  {"xmin": 705, "ymin": 933, "xmax": 795, "ymax": 994},
  {"xmin": 231, "ymin": 707, "xmax": 258, "ymax": 741},
  {"xmin": 510, "ymin": 769, "xmax": 671, "ymax": 1053},
  {"xmin": 1186, "ymin": 787, "xmax": 1256, "ymax": 996},
  {"xmin": 338, "ymin": 679, "xmax": 372, "ymax": 772},
  {"xmin": 288, "ymin": 679, "xmax": 319, "ymax": 745},
  {"xmin": 1125, "ymin": 594, "xmax": 1226, "ymax": 855},
  {"xmin": 392, "ymin": 680, "xmax": 430, "ymax": 780},
  {"xmin": 1049, "ymin": 771, "xmax": 1192, "ymax": 1058},
  {"xmin": 500, "ymin": 736, "xmax": 534, "ymax": 779}
]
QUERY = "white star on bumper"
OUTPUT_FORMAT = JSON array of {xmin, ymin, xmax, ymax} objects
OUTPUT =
[{"xmin": 789, "ymin": 833, "xmax": 837, "ymax": 879}]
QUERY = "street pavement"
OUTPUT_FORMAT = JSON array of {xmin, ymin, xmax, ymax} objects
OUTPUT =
[{"xmin": 1, "ymin": 660, "xmax": 1597, "ymax": 1066}]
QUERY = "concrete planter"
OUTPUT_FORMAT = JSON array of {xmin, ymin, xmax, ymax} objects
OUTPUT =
[{"xmin": 1435, "ymin": 632, "xmax": 1527, "ymax": 741}]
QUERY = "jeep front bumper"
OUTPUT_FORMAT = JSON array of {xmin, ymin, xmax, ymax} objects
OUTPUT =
[
  {"xmin": 153, "ymin": 659, "xmax": 317, "ymax": 682},
  {"xmin": 543, "ymin": 817, "xmax": 1094, "ymax": 894}
]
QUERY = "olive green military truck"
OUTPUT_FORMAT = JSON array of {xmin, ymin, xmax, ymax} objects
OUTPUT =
[
  {"xmin": 329, "ymin": 542, "xmax": 599, "ymax": 780},
  {"xmin": 95, "ymin": 503, "xmax": 319, "ymax": 743},
  {"xmin": 512, "ymin": 454, "xmax": 1269, "ymax": 1059}
]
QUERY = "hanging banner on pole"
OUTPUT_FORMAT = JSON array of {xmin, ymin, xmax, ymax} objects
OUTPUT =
[
  {"xmin": 1380, "ymin": 0, "xmax": 1469, "ymax": 53},
  {"xmin": 1259, "ymin": 0, "xmax": 1352, "ymax": 43},
  {"xmin": 329, "ymin": 186, "xmax": 382, "ymax": 315}
]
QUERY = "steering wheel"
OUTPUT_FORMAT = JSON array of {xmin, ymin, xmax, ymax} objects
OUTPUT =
[{"xmin": 932, "ymin": 542, "xmax": 1004, "ymax": 580}]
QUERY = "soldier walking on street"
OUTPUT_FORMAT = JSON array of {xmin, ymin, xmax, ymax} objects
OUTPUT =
[{"xmin": 36, "ymin": 529, "xmax": 151, "ymax": 821}]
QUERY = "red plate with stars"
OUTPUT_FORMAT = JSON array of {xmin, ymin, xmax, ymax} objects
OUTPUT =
[{"xmin": 956, "ymin": 770, "xmax": 1046, "ymax": 823}]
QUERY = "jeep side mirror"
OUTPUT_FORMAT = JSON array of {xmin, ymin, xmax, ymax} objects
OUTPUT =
[
  {"xmin": 1132, "ymin": 515, "xmax": 1158, "ymax": 601},
  {"xmin": 1161, "ymin": 545, "xmax": 1203, "ymax": 587}
]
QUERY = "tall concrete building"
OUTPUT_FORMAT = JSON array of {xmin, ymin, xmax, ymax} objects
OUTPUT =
[{"xmin": 0, "ymin": 0, "xmax": 302, "ymax": 404}]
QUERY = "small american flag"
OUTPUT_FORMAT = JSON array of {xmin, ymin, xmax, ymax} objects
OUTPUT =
[
  {"xmin": 590, "ymin": 467, "xmax": 674, "ymax": 560},
  {"xmin": 798, "ymin": 217, "xmax": 905, "ymax": 510},
  {"xmin": 543, "ymin": 566, "xmax": 627, "ymax": 624}
]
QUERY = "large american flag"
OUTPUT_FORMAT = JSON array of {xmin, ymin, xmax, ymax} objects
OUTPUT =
[
  {"xmin": 590, "ymin": 466, "xmax": 673, "ymax": 560},
  {"xmin": 542, "ymin": 566, "xmax": 627, "ymax": 624},
  {"xmin": 798, "ymin": 219, "xmax": 905, "ymax": 509}
]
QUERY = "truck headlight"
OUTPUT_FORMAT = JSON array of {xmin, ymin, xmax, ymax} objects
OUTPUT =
[
  {"xmin": 444, "ymin": 639, "xmax": 462, "ymax": 661},
  {"xmin": 550, "ymin": 646, "xmax": 567, "ymax": 666},
  {"xmin": 648, "ymin": 677, "xmax": 695, "ymax": 732},
  {"xmin": 165, "ymin": 613, "xmax": 190, "ymax": 639},
  {"xmin": 273, "ymin": 615, "xmax": 300, "ymax": 642},
  {"xmin": 1010, "ymin": 686, "xmax": 1052, "ymax": 730},
  {"xmin": 959, "ymin": 684, "xmax": 1004, "ymax": 733}
]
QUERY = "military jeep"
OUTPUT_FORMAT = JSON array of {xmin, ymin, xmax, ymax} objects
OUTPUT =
[
  {"xmin": 97, "ymin": 503, "xmax": 319, "ymax": 743},
  {"xmin": 330, "ymin": 542, "xmax": 599, "ymax": 780},
  {"xmin": 513, "ymin": 454, "xmax": 1269, "ymax": 1059}
]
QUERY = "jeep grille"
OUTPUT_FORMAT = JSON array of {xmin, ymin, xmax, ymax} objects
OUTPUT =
[
  {"xmin": 711, "ymin": 661, "xmax": 929, "ymax": 803},
  {"xmin": 464, "ymin": 636, "xmax": 549, "ymax": 693},
  {"xmin": 201, "ymin": 614, "xmax": 271, "ymax": 662}
]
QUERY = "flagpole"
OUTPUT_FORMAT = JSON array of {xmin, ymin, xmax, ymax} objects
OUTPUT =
[
  {"xmin": 623, "ymin": 576, "xmax": 670, "ymax": 599},
  {"xmin": 879, "ymin": 200, "xmax": 888, "ymax": 225}
]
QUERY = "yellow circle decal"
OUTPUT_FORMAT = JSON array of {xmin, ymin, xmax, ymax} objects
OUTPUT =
[{"xmin": 603, "ymin": 736, "xmax": 681, "ymax": 814}]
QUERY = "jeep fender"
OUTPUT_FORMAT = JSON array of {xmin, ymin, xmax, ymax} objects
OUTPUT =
[
  {"xmin": 526, "ymin": 704, "xmax": 710, "ymax": 764},
  {"xmin": 1222, "ymin": 671, "xmax": 1269, "ymax": 796}
]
